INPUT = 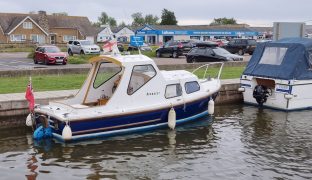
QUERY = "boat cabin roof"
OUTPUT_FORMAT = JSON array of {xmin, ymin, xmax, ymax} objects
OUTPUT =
[
  {"xmin": 89, "ymin": 55, "xmax": 155, "ymax": 67},
  {"xmin": 161, "ymin": 70, "xmax": 197, "ymax": 83},
  {"xmin": 243, "ymin": 38, "xmax": 312, "ymax": 80}
]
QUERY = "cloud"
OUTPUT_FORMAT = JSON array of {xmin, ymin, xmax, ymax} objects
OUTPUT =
[{"xmin": 0, "ymin": 0, "xmax": 311, "ymax": 26}]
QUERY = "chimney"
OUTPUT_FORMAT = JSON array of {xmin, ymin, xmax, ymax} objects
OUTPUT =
[{"xmin": 38, "ymin": 11, "xmax": 49, "ymax": 33}]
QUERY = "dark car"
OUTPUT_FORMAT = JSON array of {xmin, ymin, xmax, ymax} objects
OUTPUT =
[
  {"xmin": 222, "ymin": 39, "xmax": 257, "ymax": 55},
  {"xmin": 186, "ymin": 46, "xmax": 243, "ymax": 63},
  {"xmin": 156, "ymin": 40, "xmax": 192, "ymax": 58},
  {"xmin": 127, "ymin": 43, "xmax": 152, "ymax": 51},
  {"xmin": 33, "ymin": 46, "xmax": 67, "ymax": 65},
  {"xmin": 117, "ymin": 42, "xmax": 124, "ymax": 52}
]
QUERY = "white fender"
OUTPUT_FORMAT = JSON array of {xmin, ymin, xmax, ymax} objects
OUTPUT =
[
  {"xmin": 168, "ymin": 107, "xmax": 176, "ymax": 129},
  {"xmin": 238, "ymin": 87, "xmax": 245, "ymax": 92},
  {"xmin": 62, "ymin": 124, "xmax": 72, "ymax": 140},
  {"xmin": 284, "ymin": 94, "xmax": 293, "ymax": 99},
  {"xmin": 208, "ymin": 99, "xmax": 215, "ymax": 115},
  {"xmin": 26, "ymin": 114, "xmax": 33, "ymax": 127}
]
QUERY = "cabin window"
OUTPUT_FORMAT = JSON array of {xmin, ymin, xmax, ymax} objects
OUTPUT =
[
  {"xmin": 165, "ymin": 84, "xmax": 182, "ymax": 98},
  {"xmin": 93, "ymin": 62, "xmax": 122, "ymax": 89},
  {"xmin": 128, "ymin": 65, "xmax": 156, "ymax": 95},
  {"xmin": 185, "ymin": 81, "xmax": 200, "ymax": 94},
  {"xmin": 259, "ymin": 47, "xmax": 288, "ymax": 65}
]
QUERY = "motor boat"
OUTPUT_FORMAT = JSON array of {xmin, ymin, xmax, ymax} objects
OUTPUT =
[
  {"xmin": 239, "ymin": 38, "xmax": 312, "ymax": 110},
  {"xmin": 27, "ymin": 54, "xmax": 223, "ymax": 142}
]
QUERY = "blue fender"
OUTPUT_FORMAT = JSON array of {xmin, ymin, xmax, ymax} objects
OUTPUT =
[{"xmin": 33, "ymin": 126, "xmax": 53, "ymax": 140}]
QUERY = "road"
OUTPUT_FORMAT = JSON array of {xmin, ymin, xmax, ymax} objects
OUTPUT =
[{"xmin": 0, "ymin": 52, "xmax": 251, "ymax": 71}]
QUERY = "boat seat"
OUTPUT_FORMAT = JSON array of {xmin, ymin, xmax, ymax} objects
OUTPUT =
[{"xmin": 98, "ymin": 98, "xmax": 109, "ymax": 106}]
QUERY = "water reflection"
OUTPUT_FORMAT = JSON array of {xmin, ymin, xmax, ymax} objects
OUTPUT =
[{"xmin": 0, "ymin": 105, "xmax": 311, "ymax": 179}]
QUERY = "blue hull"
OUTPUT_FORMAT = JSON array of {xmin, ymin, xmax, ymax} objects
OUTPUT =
[{"xmin": 36, "ymin": 96, "xmax": 211, "ymax": 142}]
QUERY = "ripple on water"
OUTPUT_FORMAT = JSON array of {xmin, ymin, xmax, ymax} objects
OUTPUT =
[{"xmin": 0, "ymin": 105, "xmax": 311, "ymax": 179}]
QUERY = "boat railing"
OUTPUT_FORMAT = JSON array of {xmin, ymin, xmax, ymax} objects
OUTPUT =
[{"xmin": 192, "ymin": 62, "xmax": 224, "ymax": 80}]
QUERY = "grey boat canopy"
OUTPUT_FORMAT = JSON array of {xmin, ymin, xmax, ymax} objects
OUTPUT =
[{"xmin": 243, "ymin": 38, "xmax": 312, "ymax": 80}]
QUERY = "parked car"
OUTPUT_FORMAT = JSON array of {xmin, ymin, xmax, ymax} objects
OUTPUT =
[
  {"xmin": 127, "ymin": 43, "xmax": 152, "ymax": 51},
  {"xmin": 222, "ymin": 39, "xmax": 257, "ymax": 55},
  {"xmin": 67, "ymin": 40, "xmax": 100, "ymax": 56},
  {"xmin": 33, "ymin": 45, "xmax": 67, "ymax": 65},
  {"xmin": 186, "ymin": 46, "xmax": 243, "ymax": 63},
  {"xmin": 211, "ymin": 39, "xmax": 229, "ymax": 46},
  {"xmin": 156, "ymin": 40, "xmax": 192, "ymax": 58},
  {"xmin": 117, "ymin": 42, "xmax": 124, "ymax": 52}
]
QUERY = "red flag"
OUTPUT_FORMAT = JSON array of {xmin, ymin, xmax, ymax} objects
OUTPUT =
[
  {"xmin": 103, "ymin": 40, "xmax": 117, "ymax": 52},
  {"xmin": 25, "ymin": 80, "xmax": 34, "ymax": 112}
]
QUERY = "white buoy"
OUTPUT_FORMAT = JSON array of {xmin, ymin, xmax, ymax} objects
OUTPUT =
[
  {"xmin": 284, "ymin": 94, "xmax": 294, "ymax": 99},
  {"xmin": 62, "ymin": 124, "xmax": 72, "ymax": 140},
  {"xmin": 26, "ymin": 113, "xmax": 33, "ymax": 127},
  {"xmin": 168, "ymin": 107, "xmax": 176, "ymax": 129},
  {"xmin": 208, "ymin": 99, "xmax": 215, "ymax": 115}
]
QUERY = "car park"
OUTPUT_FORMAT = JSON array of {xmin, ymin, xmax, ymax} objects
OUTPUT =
[
  {"xmin": 222, "ymin": 39, "xmax": 257, "ymax": 55},
  {"xmin": 155, "ymin": 40, "xmax": 192, "ymax": 58},
  {"xmin": 67, "ymin": 40, "xmax": 100, "ymax": 56},
  {"xmin": 33, "ymin": 46, "xmax": 67, "ymax": 65},
  {"xmin": 127, "ymin": 43, "xmax": 152, "ymax": 51},
  {"xmin": 186, "ymin": 46, "xmax": 243, "ymax": 63}
]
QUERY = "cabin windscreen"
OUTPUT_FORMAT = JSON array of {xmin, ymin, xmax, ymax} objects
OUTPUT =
[
  {"xmin": 259, "ymin": 47, "xmax": 288, "ymax": 65},
  {"xmin": 93, "ymin": 62, "xmax": 122, "ymax": 89},
  {"xmin": 127, "ymin": 65, "xmax": 156, "ymax": 95}
]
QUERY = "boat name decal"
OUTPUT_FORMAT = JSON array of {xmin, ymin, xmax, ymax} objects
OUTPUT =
[{"xmin": 146, "ymin": 92, "xmax": 160, "ymax": 96}]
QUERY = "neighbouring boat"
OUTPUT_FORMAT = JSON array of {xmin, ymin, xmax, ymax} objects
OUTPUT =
[
  {"xmin": 239, "ymin": 38, "xmax": 312, "ymax": 110},
  {"xmin": 27, "ymin": 54, "xmax": 223, "ymax": 142}
]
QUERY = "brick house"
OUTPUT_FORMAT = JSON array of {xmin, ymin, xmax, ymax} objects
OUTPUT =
[{"xmin": 0, "ymin": 11, "xmax": 96, "ymax": 44}]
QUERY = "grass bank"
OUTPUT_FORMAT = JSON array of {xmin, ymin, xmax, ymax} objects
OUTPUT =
[{"xmin": 0, "ymin": 66, "xmax": 244, "ymax": 94}]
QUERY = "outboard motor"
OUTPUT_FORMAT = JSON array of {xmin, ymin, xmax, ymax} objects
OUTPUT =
[{"xmin": 253, "ymin": 85, "xmax": 269, "ymax": 106}]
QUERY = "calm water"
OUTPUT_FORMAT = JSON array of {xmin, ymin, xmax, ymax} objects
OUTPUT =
[{"xmin": 0, "ymin": 105, "xmax": 311, "ymax": 180}]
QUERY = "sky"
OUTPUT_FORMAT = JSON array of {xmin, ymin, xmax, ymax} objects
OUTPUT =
[{"xmin": 0, "ymin": 0, "xmax": 311, "ymax": 26}]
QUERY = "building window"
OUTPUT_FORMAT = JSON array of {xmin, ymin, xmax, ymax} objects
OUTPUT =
[
  {"xmin": 10, "ymin": 34, "xmax": 26, "ymax": 42},
  {"xmin": 190, "ymin": 36, "xmax": 201, "ymax": 40},
  {"xmin": 63, "ymin": 35, "xmax": 76, "ymax": 42},
  {"xmin": 127, "ymin": 65, "xmax": 156, "ymax": 95},
  {"xmin": 165, "ymin": 84, "xmax": 182, "ymax": 98},
  {"xmin": 23, "ymin": 22, "xmax": 33, "ymax": 29},
  {"xmin": 185, "ymin": 81, "xmax": 200, "ymax": 94},
  {"xmin": 31, "ymin": 34, "xmax": 46, "ymax": 44}
]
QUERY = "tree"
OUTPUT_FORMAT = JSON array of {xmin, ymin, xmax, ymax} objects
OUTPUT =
[
  {"xmin": 131, "ymin": 12, "xmax": 145, "ymax": 26},
  {"xmin": 144, "ymin": 14, "xmax": 159, "ymax": 25},
  {"xmin": 210, "ymin": 17, "xmax": 237, "ymax": 25},
  {"xmin": 98, "ymin": 12, "xmax": 117, "ymax": 27},
  {"xmin": 118, "ymin": 21, "xmax": 126, "ymax": 27},
  {"xmin": 160, "ymin": 9, "xmax": 177, "ymax": 25},
  {"xmin": 108, "ymin": 17, "xmax": 117, "ymax": 27}
]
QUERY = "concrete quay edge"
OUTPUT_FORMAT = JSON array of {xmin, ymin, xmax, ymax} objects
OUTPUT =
[{"xmin": 0, "ymin": 61, "xmax": 247, "ymax": 77}]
